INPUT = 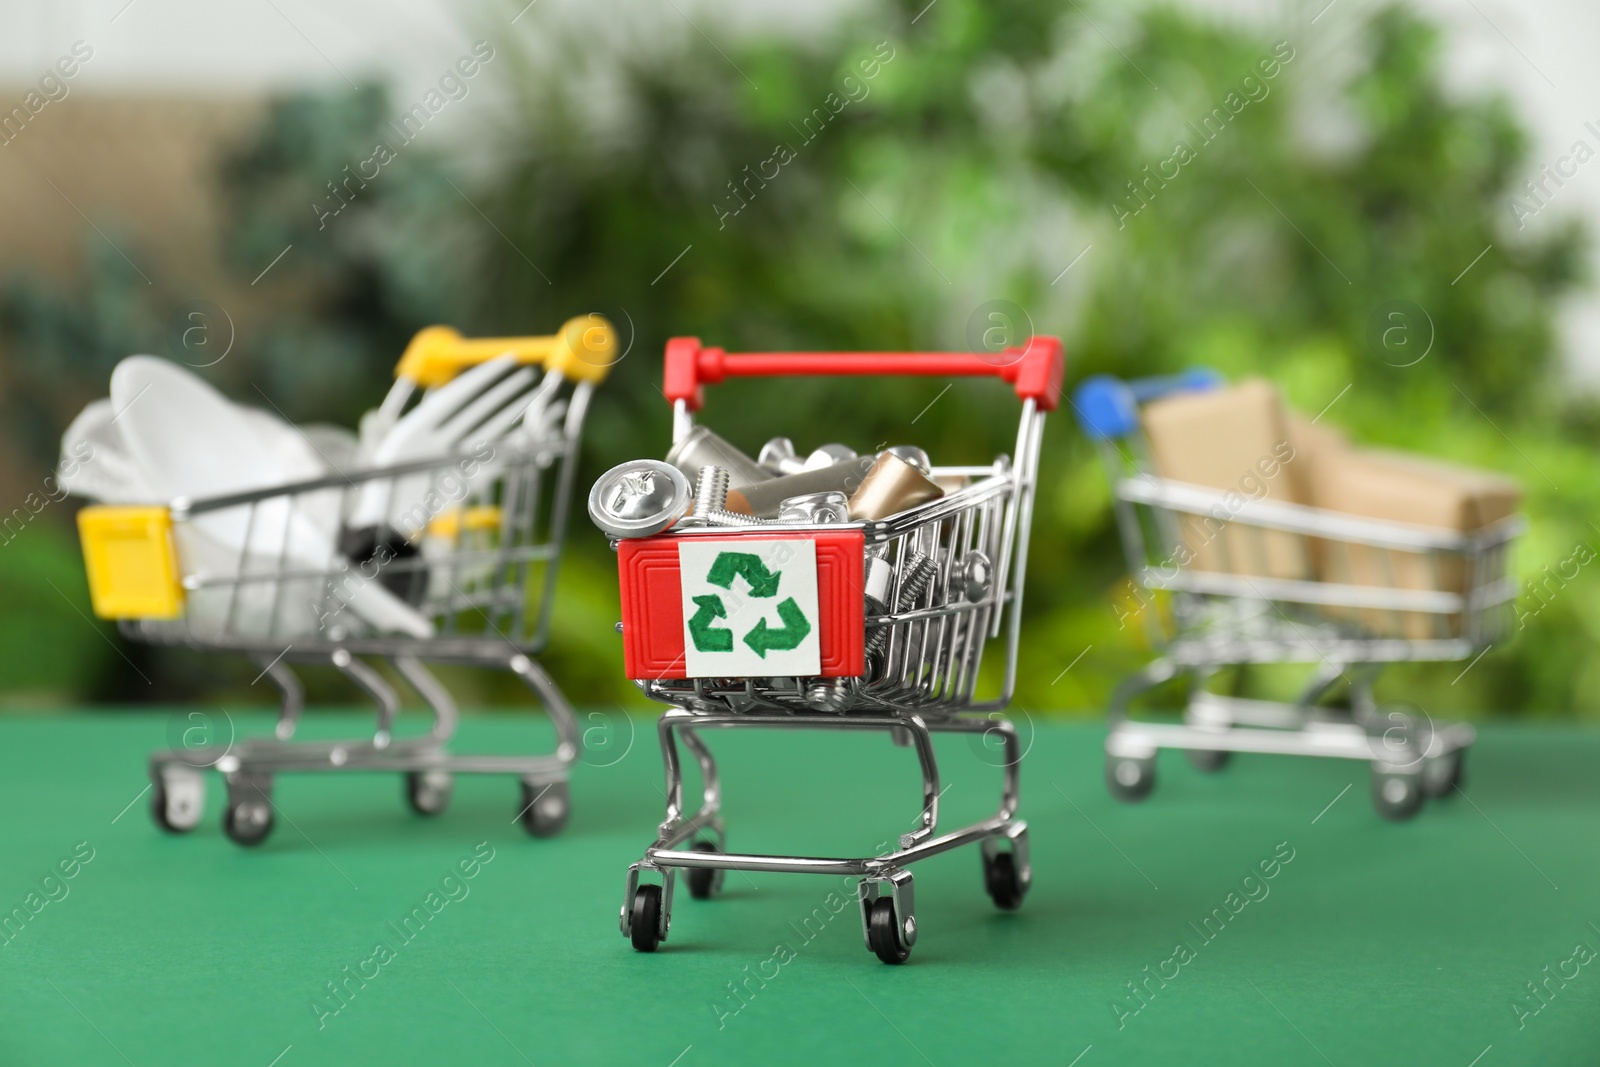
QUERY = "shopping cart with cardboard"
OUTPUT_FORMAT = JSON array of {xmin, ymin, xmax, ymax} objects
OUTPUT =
[
  {"xmin": 593, "ymin": 335, "xmax": 1062, "ymax": 964},
  {"xmin": 74, "ymin": 320, "xmax": 613, "ymax": 845},
  {"xmin": 1074, "ymin": 371, "xmax": 1522, "ymax": 820}
]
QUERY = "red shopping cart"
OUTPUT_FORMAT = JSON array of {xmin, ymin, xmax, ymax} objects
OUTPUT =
[{"xmin": 594, "ymin": 336, "xmax": 1063, "ymax": 964}]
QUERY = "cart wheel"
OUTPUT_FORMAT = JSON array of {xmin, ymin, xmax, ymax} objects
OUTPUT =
[
  {"xmin": 223, "ymin": 793, "xmax": 274, "ymax": 847},
  {"xmin": 404, "ymin": 771, "xmax": 454, "ymax": 816},
  {"xmin": 1422, "ymin": 750, "xmax": 1463, "ymax": 797},
  {"xmin": 866, "ymin": 896, "xmax": 912, "ymax": 965},
  {"xmin": 1372, "ymin": 770, "xmax": 1424, "ymax": 822},
  {"xmin": 983, "ymin": 850, "xmax": 1027, "ymax": 911},
  {"xmin": 1106, "ymin": 754, "xmax": 1155, "ymax": 803},
  {"xmin": 519, "ymin": 779, "xmax": 570, "ymax": 838},
  {"xmin": 1184, "ymin": 747, "xmax": 1231, "ymax": 773},
  {"xmin": 151, "ymin": 775, "xmax": 203, "ymax": 834},
  {"xmin": 686, "ymin": 841, "xmax": 723, "ymax": 900},
  {"xmin": 630, "ymin": 884, "xmax": 664, "ymax": 952}
]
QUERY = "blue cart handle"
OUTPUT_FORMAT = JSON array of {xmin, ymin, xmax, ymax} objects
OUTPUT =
[{"xmin": 1073, "ymin": 369, "xmax": 1223, "ymax": 439}]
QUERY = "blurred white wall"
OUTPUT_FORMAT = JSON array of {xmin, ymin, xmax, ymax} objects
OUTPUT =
[{"xmin": 2, "ymin": 0, "xmax": 1597, "ymax": 380}]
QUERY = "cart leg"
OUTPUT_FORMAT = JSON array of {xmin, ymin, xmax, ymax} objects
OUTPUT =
[
  {"xmin": 1345, "ymin": 664, "xmax": 1383, "ymax": 720},
  {"xmin": 677, "ymin": 726, "xmax": 727, "ymax": 900},
  {"xmin": 392, "ymin": 655, "xmax": 459, "ymax": 744},
  {"xmin": 508, "ymin": 654, "xmax": 579, "ymax": 838},
  {"xmin": 1105, "ymin": 661, "xmax": 1173, "ymax": 802},
  {"xmin": 858, "ymin": 868, "xmax": 916, "ymax": 964},
  {"xmin": 254, "ymin": 653, "xmax": 304, "ymax": 742},
  {"xmin": 898, "ymin": 714, "xmax": 941, "ymax": 848},
  {"xmin": 508, "ymin": 654, "xmax": 581, "ymax": 764},
  {"xmin": 1109, "ymin": 657, "xmax": 1182, "ymax": 729},
  {"xmin": 1182, "ymin": 668, "xmax": 1231, "ymax": 772},
  {"xmin": 1295, "ymin": 659, "xmax": 1352, "ymax": 719},
  {"xmin": 331, "ymin": 649, "xmax": 399, "ymax": 749}
]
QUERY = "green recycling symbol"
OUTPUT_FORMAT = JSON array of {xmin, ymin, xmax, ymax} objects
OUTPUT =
[{"xmin": 687, "ymin": 551, "xmax": 812, "ymax": 658}]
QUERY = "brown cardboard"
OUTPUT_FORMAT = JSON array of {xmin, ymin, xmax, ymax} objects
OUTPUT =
[
  {"xmin": 1310, "ymin": 448, "xmax": 1522, "ymax": 638},
  {"xmin": 1284, "ymin": 414, "xmax": 1349, "ymax": 577},
  {"xmin": 1141, "ymin": 378, "xmax": 1312, "ymax": 581},
  {"xmin": 1284, "ymin": 415, "xmax": 1349, "ymax": 503}
]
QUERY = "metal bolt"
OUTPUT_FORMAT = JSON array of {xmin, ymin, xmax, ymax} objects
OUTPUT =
[
  {"xmin": 897, "ymin": 552, "xmax": 938, "ymax": 609},
  {"xmin": 903, "ymin": 916, "xmax": 916, "ymax": 939},
  {"xmin": 694, "ymin": 508, "xmax": 775, "ymax": 528},
  {"xmin": 805, "ymin": 443, "xmax": 858, "ymax": 470},
  {"xmin": 693, "ymin": 466, "xmax": 730, "ymax": 517},
  {"xmin": 805, "ymin": 677, "xmax": 858, "ymax": 713},
  {"xmin": 758, "ymin": 437, "xmax": 799, "ymax": 474},
  {"xmin": 961, "ymin": 550, "xmax": 993, "ymax": 602}
]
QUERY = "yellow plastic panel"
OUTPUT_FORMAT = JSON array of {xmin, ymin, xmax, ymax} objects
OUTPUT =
[{"xmin": 76, "ymin": 505, "xmax": 184, "ymax": 619}]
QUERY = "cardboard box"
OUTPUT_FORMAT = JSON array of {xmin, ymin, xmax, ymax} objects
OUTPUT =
[
  {"xmin": 1141, "ymin": 378, "xmax": 1313, "ymax": 581},
  {"xmin": 1284, "ymin": 415, "xmax": 1349, "ymax": 502},
  {"xmin": 1310, "ymin": 448, "xmax": 1522, "ymax": 638}
]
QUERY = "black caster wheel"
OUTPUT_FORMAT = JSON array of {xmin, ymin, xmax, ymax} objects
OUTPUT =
[
  {"xmin": 1184, "ymin": 747, "xmax": 1231, "ymax": 773},
  {"xmin": 866, "ymin": 896, "xmax": 912, "ymax": 965},
  {"xmin": 151, "ymin": 777, "xmax": 201, "ymax": 834},
  {"xmin": 1106, "ymin": 754, "xmax": 1155, "ymax": 803},
  {"xmin": 686, "ymin": 841, "xmax": 723, "ymax": 900},
  {"xmin": 1372, "ymin": 771, "xmax": 1424, "ymax": 822},
  {"xmin": 1422, "ymin": 750, "xmax": 1463, "ymax": 797},
  {"xmin": 405, "ymin": 771, "xmax": 454, "ymax": 816},
  {"xmin": 223, "ymin": 794, "xmax": 274, "ymax": 847},
  {"xmin": 983, "ymin": 850, "xmax": 1027, "ymax": 911},
  {"xmin": 630, "ymin": 884, "xmax": 663, "ymax": 952},
  {"xmin": 519, "ymin": 780, "xmax": 570, "ymax": 838}
]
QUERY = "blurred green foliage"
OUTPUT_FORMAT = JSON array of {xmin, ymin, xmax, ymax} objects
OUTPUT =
[{"xmin": 2, "ymin": 0, "xmax": 1595, "ymax": 718}]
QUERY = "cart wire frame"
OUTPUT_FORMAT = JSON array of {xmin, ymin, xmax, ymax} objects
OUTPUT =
[
  {"xmin": 88, "ymin": 322, "xmax": 612, "ymax": 846},
  {"xmin": 613, "ymin": 336, "xmax": 1063, "ymax": 963},
  {"xmin": 1074, "ymin": 371, "xmax": 1523, "ymax": 820}
]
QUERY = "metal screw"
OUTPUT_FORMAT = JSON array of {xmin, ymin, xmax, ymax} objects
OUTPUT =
[
  {"xmin": 805, "ymin": 677, "xmax": 858, "ymax": 712},
  {"xmin": 897, "ymin": 552, "xmax": 938, "ymax": 609},
  {"xmin": 589, "ymin": 460, "xmax": 692, "ymax": 538},
  {"xmin": 693, "ymin": 466, "xmax": 730, "ymax": 517},
  {"xmin": 679, "ymin": 466, "xmax": 775, "ymax": 527},
  {"xmin": 705, "ymin": 510, "xmax": 772, "ymax": 526},
  {"xmin": 864, "ymin": 552, "xmax": 938, "ymax": 667}
]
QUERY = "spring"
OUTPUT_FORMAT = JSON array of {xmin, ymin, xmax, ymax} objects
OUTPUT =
[{"xmin": 864, "ymin": 551, "xmax": 938, "ymax": 667}]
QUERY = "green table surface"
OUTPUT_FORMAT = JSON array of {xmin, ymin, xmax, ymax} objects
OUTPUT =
[{"xmin": 2, "ymin": 710, "xmax": 1597, "ymax": 1066}]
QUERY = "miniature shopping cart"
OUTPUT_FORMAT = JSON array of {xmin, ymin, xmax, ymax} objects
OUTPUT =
[
  {"xmin": 75, "ymin": 319, "xmax": 612, "ymax": 846},
  {"xmin": 602, "ymin": 336, "xmax": 1063, "ymax": 964},
  {"xmin": 1075, "ymin": 372, "xmax": 1522, "ymax": 820}
]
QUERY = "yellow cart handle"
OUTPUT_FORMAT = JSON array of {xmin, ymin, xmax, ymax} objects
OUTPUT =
[{"xmin": 395, "ymin": 315, "xmax": 617, "ymax": 389}]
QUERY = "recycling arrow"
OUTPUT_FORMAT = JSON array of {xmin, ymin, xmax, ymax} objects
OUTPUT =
[
  {"xmin": 742, "ymin": 597, "xmax": 812, "ymax": 657},
  {"xmin": 687, "ymin": 594, "xmax": 733, "ymax": 652},
  {"xmin": 707, "ymin": 552, "xmax": 781, "ymax": 597}
]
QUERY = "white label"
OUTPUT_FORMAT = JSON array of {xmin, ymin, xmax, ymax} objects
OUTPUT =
[{"xmin": 678, "ymin": 538, "xmax": 821, "ymax": 678}]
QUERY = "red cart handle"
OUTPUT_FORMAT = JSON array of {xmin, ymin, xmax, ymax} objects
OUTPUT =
[{"xmin": 662, "ymin": 336, "xmax": 1065, "ymax": 413}]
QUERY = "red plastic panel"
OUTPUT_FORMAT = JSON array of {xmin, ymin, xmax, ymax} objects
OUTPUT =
[{"xmin": 618, "ymin": 529, "xmax": 865, "ymax": 680}]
